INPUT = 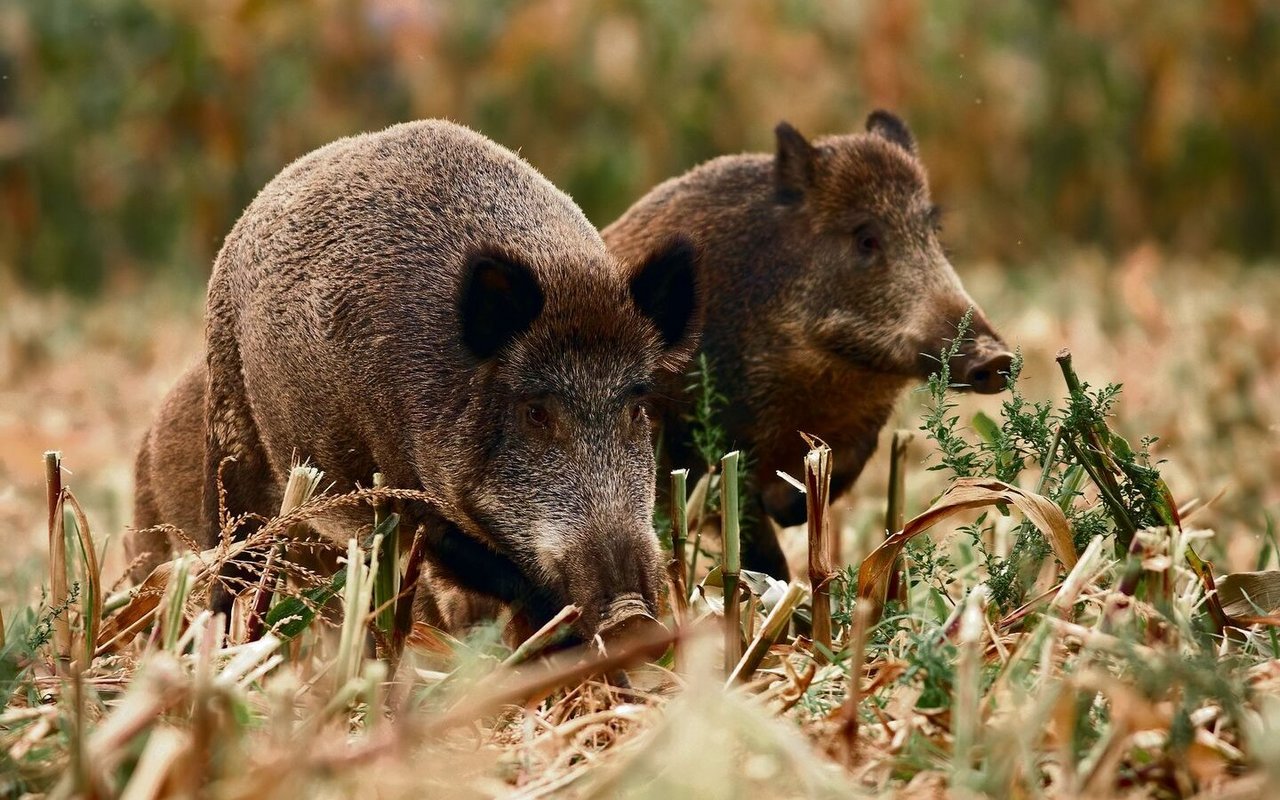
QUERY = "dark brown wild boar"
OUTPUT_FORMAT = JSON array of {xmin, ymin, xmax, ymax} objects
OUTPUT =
[
  {"xmin": 603, "ymin": 111, "xmax": 1012, "ymax": 579},
  {"xmin": 131, "ymin": 120, "xmax": 703, "ymax": 640}
]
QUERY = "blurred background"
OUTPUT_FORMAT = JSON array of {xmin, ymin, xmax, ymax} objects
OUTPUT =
[
  {"xmin": 3, "ymin": 0, "xmax": 1279, "ymax": 292},
  {"xmin": 0, "ymin": 0, "xmax": 1277, "ymax": 593}
]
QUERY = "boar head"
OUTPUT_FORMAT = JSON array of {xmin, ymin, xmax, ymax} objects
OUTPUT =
[
  {"xmin": 772, "ymin": 111, "xmax": 1012, "ymax": 392},
  {"xmin": 452, "ymin": 237, "xmax": 701, "ymax": 641}
]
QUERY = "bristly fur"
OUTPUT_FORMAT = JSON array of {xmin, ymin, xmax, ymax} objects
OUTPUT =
[
  {"xmin": 603, "ymin": 111, "xmax": 1011, "ymax": 579},
  {"xmin": 131, "ymin": 120, "xmax": 704, "ymax": 638}
]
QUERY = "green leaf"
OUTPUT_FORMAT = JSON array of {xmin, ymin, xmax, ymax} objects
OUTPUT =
[
  {"xmin": 971, "ymin": 411, "xmax": 1001, "ymax": 445},
  {"xmin": 265, "ymin": 570, "xmax": 347, "ymax": 639},
  {"xmin": 363, "ymin": 511, "xmax": 401, "ymax": 550},
  {"xmin": 1106, "ymin": 430, "xmax": 1136, "ymax": 461}
]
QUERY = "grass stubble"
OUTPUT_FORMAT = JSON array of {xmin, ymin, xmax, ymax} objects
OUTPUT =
[{"xmin": 2, "ymin": 266, "xmax": 1280, "ymax": 797}]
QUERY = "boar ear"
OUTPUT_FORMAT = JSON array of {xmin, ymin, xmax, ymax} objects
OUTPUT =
[
  {"xmin": 459, "ymin": 253, "xmax": 545, "ymax": 360},
  {"xmin": 774, "ymin": 121, "xmax": 815, "ymax": 203},
  {"xmin": 629, "ymin": 235, "xmax": 703, "ymax": 369},
  {"xmin": 865, "ymin": 109, "xmax": 916, "ymax": 155}
]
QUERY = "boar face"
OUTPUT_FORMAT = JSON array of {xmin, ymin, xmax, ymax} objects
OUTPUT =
[
  {"xmin": 774, "ymin": 112, "xmax": 1012, "ymax": 393},
  {"xmin": 456, "ymin": 238, "xmax": 701, "ymax": 638}
]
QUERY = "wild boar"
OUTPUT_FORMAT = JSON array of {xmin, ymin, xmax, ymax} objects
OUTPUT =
[
  {"xmin": 131, "ymin": 120, "xmax": 702, "ymax": 640},
  {"xmin": 603, "ymin": 111, "xmax": 1012, "ymax": 579}
]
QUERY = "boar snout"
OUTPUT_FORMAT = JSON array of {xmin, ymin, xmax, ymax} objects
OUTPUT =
[
  {"xmin": 597, "ymin": 594, "xmax": 666, "ymax": 650},
  {"xmin": 915, "ymin": 317, "xmax": 1014, "ymax": 393},
  {"xmin": 557, "ymin": 528, "xmax": 662, "ymax": 638},
  {"xmin": 920, "ymin": 305, "xmax": 1013, "ymax": 394},
  {"xmin": 953, "ymin": 336, "xmax": 1014, "ymax": 394}
]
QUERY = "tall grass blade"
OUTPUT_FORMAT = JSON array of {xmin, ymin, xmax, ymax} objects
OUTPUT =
[
  {"xmin": 161, "ymin": 554, "xmax": 192, "ymax": 652},
  {"xmin": 335, "ymin": 536, "xmax": 367, "ymax": 691},
  {"xmin": 884, "ymin": 429, "xmax": 913, "ymax": 604},
  {"xmin": 953, "ymin": 585, "xmax": 989, "ymax": 791}
]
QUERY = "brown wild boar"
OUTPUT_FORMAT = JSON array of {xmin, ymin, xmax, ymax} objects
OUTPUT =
[
  {"xmin": 130, "ymin": 120, "xmax": 703, "ymax": 640},
  {"xmin": 603, "ymin": 111, "xmax": 1013, "ymax": 579}
]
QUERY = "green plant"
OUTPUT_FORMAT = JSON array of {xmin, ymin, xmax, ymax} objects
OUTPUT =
[
  {"xmin": 26, "ymin": 583, "xmax": 80, "ymax": 653},
  {"xmin": 679, "ymin": 354, "xmax": 754, "ymax": 583},
  {"xmin": 917, "ymin": 316, "xmax": 1189, "ymax": 612}
]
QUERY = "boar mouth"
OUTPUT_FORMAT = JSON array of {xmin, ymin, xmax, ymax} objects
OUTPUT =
[
  {"xmin": 427, "ymin": 522, "xmax": 566, "ymax": 626},
  {"xmin": 427, "ymin": 521, "xmax": 664, "ymax": 641},
  {"xmin": 811, "ymin": 329, "xmax": 927, "ymax": 380},
  {"xmin": 912, "ymin": 347, "xmax": 1013, "ymax": 393}
]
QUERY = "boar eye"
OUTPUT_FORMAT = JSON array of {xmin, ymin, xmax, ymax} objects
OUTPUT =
[
  {"xmin": 854, "ymin": 224, "xmax": 882, "ymax": 259},
  {"xmin": 627, "ymin": 383, "xmax": 652, "ymax": 423},
  {"xmin": 927, "ymin": 204, "xmax": 944, "ymax": 233},
  {"xmin": 525, "ymin": 402, "xmax": 551, "ymax": 428}
]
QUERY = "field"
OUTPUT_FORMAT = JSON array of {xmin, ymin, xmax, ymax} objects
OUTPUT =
[
  {"xmin": 4, "ymin": 2, "xmax": 1279, "ymax": 796},
  {"xmin": 2, "ymin": 249, "xmax": 1278, "ymax": 797}
]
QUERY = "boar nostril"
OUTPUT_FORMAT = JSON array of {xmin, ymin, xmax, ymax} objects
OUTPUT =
[{"xmin": 965, "ymin": 351, "xmax": 1014, "ymax": 394}]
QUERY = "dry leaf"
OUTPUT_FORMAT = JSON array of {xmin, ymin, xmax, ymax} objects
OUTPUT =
[
  {"xmin": 1217, "ymin": 571, "xmax": 1280, "ymax": 627},
  {"xmin": 857, "ymin": 477, "xmax": 1077, "ymax": 626}
]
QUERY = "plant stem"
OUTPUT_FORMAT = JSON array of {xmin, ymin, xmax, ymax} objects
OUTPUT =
[
  {"xmin": 1065, "ymin": 435, "xmax": 1137, "ymax": 546},
  {"xmin": 371, "ymin": 473, "xmax": 401, "ymax": 644},
  {"xmin": 44, "ymin": 450, "xmax": 62, "ymax": 530},
  {"xmin": 1184, "ymin": 546, "xmax": 1231, "ymax": 636},
  {"xmin": 44, "ymin": 450, "xmax": 71, "ymax": 673},
  {"xmin": 805, "ymin": 442, "xmax": 834, "ymax": 661},
  {"xmin": 669, "ymin": 469, "xmax": 690, "ymax": 623},
  {"xmin": 1057, "ymin": 349, "xmax": 1136, "ymax": 549},
  {"xmin": 246, "ymin": 465, "xmax": 323, "ymax": 642},
  {"xmin": 838, "ymin": 603, "xmax": 872, "ymax": 766},
  {"xmin": 727, "ymin": 582, "xmax": 805, "ymax": 684},
  {"xmin": 503, "ymin": 604, "xmax": 582, "ymax": 667},
  {"xmin": 885, "ymin": 430, "xmax": 912, "ymax": 604},
  {"xmin": 393, "ymin": 525, "xmax": 428, "ymax": 658},
  {"xmin": 721, "ymin": 451, "xmax": 742, "ymax": 676},
  {"xmin": 685, "ymin": 470, "xmax": 712, "ymax": 588},
  {"xmin": 1038, "ymin": 424, "xmax": 1066, "ymax": 496}
]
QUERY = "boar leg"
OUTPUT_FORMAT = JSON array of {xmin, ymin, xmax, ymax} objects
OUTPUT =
[{"xmin": 744, "ymin": 489, "xmax": 794, "ymax": 581}]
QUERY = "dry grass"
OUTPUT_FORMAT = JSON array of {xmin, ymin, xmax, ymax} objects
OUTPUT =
[{"xmin": 1, "ymin": 248, "xmax": 1279, "ymax": 798}]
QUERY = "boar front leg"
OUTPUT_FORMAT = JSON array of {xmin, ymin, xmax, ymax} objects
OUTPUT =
[{"xmin": 749, "ymin": 485, "xmax": 796, "ymax": 581}]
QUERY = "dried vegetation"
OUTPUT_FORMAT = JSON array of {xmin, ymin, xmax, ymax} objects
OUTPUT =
[{"xmin": 2, "ymin": 251, "xmax": 1279, "ymax": 798}]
